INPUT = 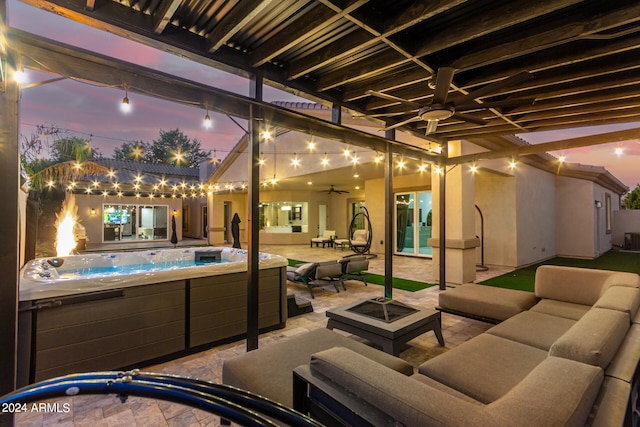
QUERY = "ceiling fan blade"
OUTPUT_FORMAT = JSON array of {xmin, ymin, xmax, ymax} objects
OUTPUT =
[
  {"xmin": 431, "ymin": 67, "xmax": 456, "ymax": 105},
  {"xmin": 352, "ymin": 111, "xmax": 409, "ymax": 119},
  {"xmin": 426, "ymin": 119, "xmax": 439, "ymax": 134},
  {"xmin": 366, "ymin": 90, "xmax": 421, "ymax": 108},
  {"xmin": 453, "ymin": 97, "xmax": 536, "ymax": 111},
  {"xmin": 458, "ymin": 71, "xmax": 533, "ymax": 103},
  {"xmin": 382, "ymin": 116, "xmax": 422, "ymax": 131},
  {"xmin": 451, "ymin": 112, "xmax": 487, "ymax": 125}
]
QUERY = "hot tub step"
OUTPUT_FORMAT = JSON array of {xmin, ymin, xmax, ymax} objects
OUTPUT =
[{"xmin": 287, "ymin": 293, "xmax": 313, "ymax": 317}]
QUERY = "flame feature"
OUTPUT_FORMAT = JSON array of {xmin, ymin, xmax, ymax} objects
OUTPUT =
[{"xmin": 55, "ymin": 194, "xmax": 79, "ymax": 257}]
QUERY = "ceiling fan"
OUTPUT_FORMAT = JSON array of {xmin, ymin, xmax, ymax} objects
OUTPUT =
[
  {"xmin": 367, "ymin": 67, "xmax": 534, "ymax": 134},
  {"xmin": 323, "ymin": 185, "xmax": 349, "ymax": 194}
]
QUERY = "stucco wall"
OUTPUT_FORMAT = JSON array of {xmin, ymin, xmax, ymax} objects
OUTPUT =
[
  {"xmin": 515, "ymin": 166, "xmax": 557, "ymax": 266},
  {"xmin": 614, "ymin": 209, "xmax": 640, "ymax": 248},
  {"xmin": 475, "ymin": 171, "xmax": 518, "ymax": 267}
]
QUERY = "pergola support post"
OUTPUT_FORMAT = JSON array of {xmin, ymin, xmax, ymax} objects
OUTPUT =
[
  {"xmin": 384, "ymin": 131, "xmax": 394, "ymax": 299},
  {"xmin": 0, "ymin": 43, "xmax": 20, "ymax": 415},
  {"xmin": 246, "ymin": 75, "xmax": 262, "ymax": 352}
]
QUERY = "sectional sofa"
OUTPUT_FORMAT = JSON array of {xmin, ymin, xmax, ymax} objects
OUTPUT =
[{"xmin": 292, "ymin": 266, "xmax": 640, "ymax": 426}]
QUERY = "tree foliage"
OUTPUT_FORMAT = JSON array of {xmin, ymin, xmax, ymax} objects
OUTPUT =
[
  {"xmin": 112, "ymin": 129, "xmax": 210, "ymax": 167},
  {"xmin": 51, "ymin": 137, "xmax": 102, "ymax": 163},
  {"xmin": 113, "ymin": 140, "xmax": 151, "ymax": 162},
  {"xmin": 151, "ymin": 128, "xmax": 211, "ymax": 167},
  {"xmin": 624, "ymin": 184, "xmax": 640, "ymax": 209},
  {"xmin": 20, "ymin": 126, "xmax": 106, "ymax": 190}
]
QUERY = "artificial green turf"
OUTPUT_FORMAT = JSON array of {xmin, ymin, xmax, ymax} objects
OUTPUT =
[
  {"xmin": 287, "ymin": 258, "xmax": 433, "ymax": 292},
  {"xmin": 479, "ymin": 250, "xmax": 640, "ymax": 292}
]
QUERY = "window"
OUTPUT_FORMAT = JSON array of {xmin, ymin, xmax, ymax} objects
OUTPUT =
[
  {"xmin": 605, "ymin": 193, "xmax": 612, "ymax": 234},
  {"xmin": 260, "ymin": 202, "xmax": 308, "ymax": 233},
  {"xmin": 103, "ymin": 204, "xmax": 169, "ymax": 242}
]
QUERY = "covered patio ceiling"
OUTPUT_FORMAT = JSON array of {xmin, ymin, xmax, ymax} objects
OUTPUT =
[{"xmin": 15, "ymin": 0, "xmax": 640, "ymax": 148}]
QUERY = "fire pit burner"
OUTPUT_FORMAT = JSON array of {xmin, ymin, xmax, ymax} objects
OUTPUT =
[{"xmin": 346, "ymin": 297, "xmax": 418, "ymax": 323}]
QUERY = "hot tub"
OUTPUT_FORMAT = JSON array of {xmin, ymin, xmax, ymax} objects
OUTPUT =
[
  {"xmin": 17, "ymin": 247, "xmax": 289, "ymax": 384},
  {"xmin": 19, "ymin": 246, "xmax": 286, "ymax": 301}
]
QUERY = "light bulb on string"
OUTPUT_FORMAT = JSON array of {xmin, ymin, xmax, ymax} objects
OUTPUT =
[
  {"xmin": 614, "ymin": 144, "xmax": 623, "ymax": 156},
  {"xmin": 321, "ymin": 153, "xmax": 330, "ymax": 167},
  {"xmin": 13, "ymin": 70, "xmax": 28, "ymax": 85},
  {"xmin": 291, "ymin": 153, "xmax": 300, "ymax": 168},
  {"xmin": 120, "ymin": 91, "xmax": 131, "ymax": 113},
  {"xmin": 203, "ymin": 110, "xmax": 212, "ymax": 129}
]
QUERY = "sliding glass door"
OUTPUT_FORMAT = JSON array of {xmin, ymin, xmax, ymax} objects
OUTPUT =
[{"xmin": 395, "ymin": 191, "xmax": 432, "ymax": 257}]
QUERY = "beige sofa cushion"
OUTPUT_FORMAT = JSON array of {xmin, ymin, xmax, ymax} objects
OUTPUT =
[
  {"xmin": 419, "ymin": 334, "xmax": 547, "ymax": 404},
  {"xmin": 487, "ymin": 356, "xmax": 603, "ymax": 427},
  {"xmin": 534, "ymin": 265, "xmax": 639, "ymax": 306},
  {"xmin": 588, "ymin": 376, "xmax": 631, "ymax": 427},
  {"xmin": 529, "ymin": 299, "xmax": 591, "ymax": 320},
  {"xmin": 486, "ymin": 311, "xmax": 576, "ymax": 350},
  {"xmin": 222, "ymin": 328, "xmax": 412, "ymax": 406},
  {"xmin": 438, "ymin": 284, "xmax": 538, "ymax": 321},
  {"xmin": 308, "ymin": 347, "xmax": 493, "ymax": 427},
  {"xmin": 606, "ymin": 323, "xmax": 640, "ymax": 382},
  {"xmin": 594, "ymin": 285, "xmax": 640, "ymax": 319},
  {"xmin": 549, "ymin": 308, "xmax": 629, "ymax": 369}
]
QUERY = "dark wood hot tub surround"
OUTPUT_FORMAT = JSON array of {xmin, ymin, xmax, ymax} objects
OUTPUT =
[{"xmin": 17, "ymin": 266, "xmax": 286, "ymax": 385}]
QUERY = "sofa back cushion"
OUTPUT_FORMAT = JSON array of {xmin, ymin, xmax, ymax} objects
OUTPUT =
[
  {"xmin": 594, "ymin": 285, "xmax": 640, "ymax": 320},
  {"xmin": 549, "ymin": 307, "xmax": 629, "ymax": 369},
  {"xmin": 535, "ymin": 265, "xmax": 639, "ymax": 306},
  {"xmin": 487, "ymin": 356, "xmax": 603, "ymax": 427}
]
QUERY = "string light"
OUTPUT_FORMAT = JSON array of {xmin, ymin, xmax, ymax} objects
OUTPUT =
[
  {"xmin": 615, "ymin": 144, "xmax": 623, "ymax": 156},
  {"xmin": 307, "ymin": 138, "xmax": 316, "ymax": 150},
  {"xmin": 470, "ymin": 164, "xmax": 478, "ymax": 173},
  {"xmin": 558, "ymin": 154, "xmax": 566, "ymax": 163},
  {"xmin": 132, "ymin": 145, "xmax": 143, "ymax": 159},
  {"xmin": 13, "ymin": 70, "xmax": 28, "ymax": 85},
  {"xmin": 262, "ymin": 129, "xmax": 272, "ymax": 140},
  {"xmin": 343, "ymin": 148, "xmax": 351, "ymax": 157},
  {"xmin": 508, "ymin": 159, "xmax": 517, "ymax": 170},
  {"xmin": 374, "ymin": 152, "xmax": 384, "ymax": 163},
  {"xmin": 174, "ymin": 150, "xmax": 184, "ymax": 164},
  {"xmin": 203, "ymin": 110, "xmax": 212, "ymax": 129},
  {"xmin": 321, "ymin": 153, "xmax": 329, "ymax": 167},
  {"xmin": 418, "ymin": 164, "xmax": 428, "ymax": 172},
  {"xmin": 397, "ymin": 159, "xmax": 405, "ymax": 169},
  {"xmin": 120, "ymin": 92, "xmax": 131, "ymax": 113},
  {"xmin": 291, "ymin": 153, "xmax": 300, "ymax": 168}
]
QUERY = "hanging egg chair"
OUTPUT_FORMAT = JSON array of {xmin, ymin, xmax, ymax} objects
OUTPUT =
[{"xmin": 348, "ymin": 206, "xmax": 373, "ymax": 255}]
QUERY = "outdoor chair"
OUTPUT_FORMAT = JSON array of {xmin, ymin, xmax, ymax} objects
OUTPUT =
[
  {"xmin": 286, "ymin": 262, "xmax": 318, "ymax": 288},
  {"xmin": 310, "ymin": 230, "xmax": 336, "ymax": 247},
  {"xmin": 307, "ymin": 261, "xmax": 345, "ymax": 298},
  {"xmin": 350, "ymin": 229, "xmax": 370, "ymax": 253},
  {"xmin": 338, "ymin": 255, "xmax": 370, "ymax": 287}
]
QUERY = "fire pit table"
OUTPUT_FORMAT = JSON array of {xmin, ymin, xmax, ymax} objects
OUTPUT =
[{"xmin": 326, "ymin": 298, "xmax": 444, "ymax": 355}]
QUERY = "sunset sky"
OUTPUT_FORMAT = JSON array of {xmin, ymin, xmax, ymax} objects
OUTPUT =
[{"xmin": 7, "ymin": 0, "xmax": 640, "ymax": 190}]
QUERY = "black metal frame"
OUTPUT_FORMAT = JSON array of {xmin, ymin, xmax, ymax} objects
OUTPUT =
[{"xmin": 0, "ymin": 370, "xmax": 324, "ymax": 427}]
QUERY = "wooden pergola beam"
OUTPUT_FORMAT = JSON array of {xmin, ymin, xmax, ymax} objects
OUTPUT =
[{"xmin": 447, "ymin": 127, "xmax": 640, "ymax": 165}]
